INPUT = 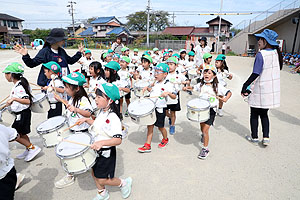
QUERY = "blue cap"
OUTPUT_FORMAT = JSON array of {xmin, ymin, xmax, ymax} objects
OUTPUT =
[{"xmin": 254, "ymin": 29, "xmax": 279, "ymax": 46}]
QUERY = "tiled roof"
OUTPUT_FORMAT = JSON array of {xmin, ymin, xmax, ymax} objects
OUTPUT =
[
  {"xmin": 0, "ymin": 13, "xmax": 23, "ymax": 21},
  {"xmin": 91, "ymin": 16, "xmax": 115, "ymax": 24},
  {"xmin": 78, "ymin": 27, "xmax": 96, "ymax": 36},
  {"xmin": 193, "ymin": 27, "xmax": 209, "ymax": 34},
  {"xmin": 106, "ymin": 27, "xmax": 130, "ymax": 35},
  {"xmin": 163, "ymin": 26, "xmax": 195, "ymax": 36}
]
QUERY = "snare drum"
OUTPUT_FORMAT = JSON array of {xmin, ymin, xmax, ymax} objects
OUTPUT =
[
  {"xmin": 31, "ymin": 93, "xmax": 50, "ymax": 113},
  {"xmin": 128, "ymin": 99, "xmax": 156, "ymax": 125},
  {"xmin": 188, "ymin": 69, "xmax": 198, "ymax": 80},
  {"xmin": 56, "ymin": 132, "xmax": 97, "ymax": 175},
  {"xmin": 36, "ymin": 116, "xmax": 71, "ymax": 147},
  {"xmin": 186, "ymin": 98, "xmax": 210, "ymax": 122},
  {"xmin": 134, "ymin": 80, "xmax": 150, "ymax": 97},
  {"xmin": 0, "ymin": 105, "xmax": 15, "ymax": 126}
]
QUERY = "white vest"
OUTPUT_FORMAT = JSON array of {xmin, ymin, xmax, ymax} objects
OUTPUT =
[{"xmin": 248, "ymin": 49, "xmax": 280, "ymax": 109}]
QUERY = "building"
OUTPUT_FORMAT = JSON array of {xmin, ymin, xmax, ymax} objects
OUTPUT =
[
  {"xmin": 79, "ymin": 16, "xmax": 131, "ymax": 44},
  {"xmin": 66, "ymin": 21, "xmax": 91, "ymax": 37},
  {"xmin": 0, "ymin": 13, "xmax": 28, "ymax": 44},
  {"xmin": 227, "ymin": 3, "xmax": 300, "ymax": 55}
]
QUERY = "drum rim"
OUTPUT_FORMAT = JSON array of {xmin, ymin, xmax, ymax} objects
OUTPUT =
[
  {"xmin": 128, "ymin": 99, "xmax": 155, "ymax": 117},
  {"xmin": 187, "ymin": 98, "xmax": 210, "ymax": 111},
  {"xmin": 186, "ymin": 112, "xmax": 210, "ymax": 122},
  {"xmin": 55, "ymin": 133, "xmax": 94, "ymax": 158},
  {"xmin": 60, "ymin": 156, "xmax": 97, "ymax": 175},
  {"xmin": 32, "ymin": 93, "xmax": 46, "ymax": 103},
  {"xmin": 36, "ymin": 116, "xmax": 68, "ymax": 134}
]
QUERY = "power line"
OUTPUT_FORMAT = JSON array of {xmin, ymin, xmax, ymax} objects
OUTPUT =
[{"xmin": 67, "ymin": 1, "xmax": 76, "ymax": 36}]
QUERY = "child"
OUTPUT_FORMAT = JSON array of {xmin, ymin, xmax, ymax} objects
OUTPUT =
[
  {"xmin": 54, "ymin": 71, "xmax": 93, "ymax": 189},
  {"xmin": 76, "ymin": 83, "xmax": 132, "ymax": 200},
  {"xmin": 108, "ymin": 49, "xmax": 114, "ymax": 56},
  {"xmin": 185, "ymin": 51, "xmax": 197, "ymax": 95},
  {"xmin": 199, "ymin": 52, "xmax": 212, "ymax": 71},
  {"xmin": 118, "ymin": 56, "xmax": 132, "ymax": 118},
  {"xmin": 3, "ymin": 63, "xmax": 41, "ymax": 162},
  {"xmin": 134, "ymin": 55, "xmax": 154, "ymax": 82},
  {"xmin": 152, "ymin": 47, "xmax": 160, "ymax": 66},
  {"xmin": 168, "ymin": 49, "xmax": 174, "ymax": 56},
  {"xmin": 166, "ymin": 57, "xmax": 188, "ymax": 135},
  {"xmin": 138, "ymin": 63, "xmax": 176, "ymax": 153},
  {"xmin": 79, "ymin": 49, "xmax": 94, "ymax": 85},
  {"xmin": 215, "ymin": 54, "xmax": 233, "ymax": 117},
  {"xmin": 179, "ymin": 49, "xmax": 187, "ymax": 69},
  {"xmin": 113, "ymin": 53, "xmax": 120, "ymax": 63},
  {"xmin": 162, "ymin": 52, "xmax": 169, "ymax": 62},
  {"xmin": 131, "ymin": 49, "xmax": 139, "ymax": 66},
  {"xmin": 183, "ymin": 65, "xmax": 232, "ymax": 159},
  {"xmin": 42, "ymin": 61, "xmax": 65, "ymax": 118}
]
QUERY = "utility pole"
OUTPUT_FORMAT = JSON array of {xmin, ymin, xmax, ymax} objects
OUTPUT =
[
  {"xmin": 67, "ymin": 1, "xmax": 76, "ymax": 37},
  {"xmin": 146, "ymin": 0, "xmax": 151, "ymax": 48},
  {"xmin": 216, "ymin": 0, "xmax": 223, "ymax": 54},
  {"xmin": 172, "ymin": 12, "xmax": 175, "ymax": 26}
]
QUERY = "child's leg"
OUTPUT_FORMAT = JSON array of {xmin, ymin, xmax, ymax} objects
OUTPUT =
[
  {"xmin": 219, "ymin": 100, "xmax": 224, "ymax": 109},
  {"xmin": 166, "ymin": 109, "xmax": 171, "ymax": 118},
  {"xmin": 158, "ymin": 127, "xmax": 168, "ymax": 139},
  {"xmin": 200, "ymin": 123, "xmax": 210, "ymax": 147},
  {"xmin": 119, "ymin": 97, "xmax": 124, "ymax": 115},
  {"xmin": 16, "ymin": 134, "xmax": 31, "ymax": 147},
  {"xmin": 146, "ymin": 125, "xmax": 154, "ymax": 144},
  {"xmin": 125, "ymin": 97, "xmax": 130, "ymax": 106},
  {"xmin": 170, "ymin": 111, "xmax": 176, "ymax": 126}
]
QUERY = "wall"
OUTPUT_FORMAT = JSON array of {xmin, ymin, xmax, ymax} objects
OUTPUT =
[{"xmin": 227, "ymin": 33, "xmax": 249, "ymax": 55}]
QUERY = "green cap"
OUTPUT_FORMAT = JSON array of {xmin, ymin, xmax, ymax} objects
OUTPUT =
[
  {"xmin": 142, "ymin": 55, "xmax": 153, "ymax": 63},
  {"xmin": 121, "ymin": 47, "xmax": 129, "ymax": 52},
  {"xmin": 179, "ymin": 49, "xmax": 186, "ymax": 53},
  {"xmin": 103, "ymin": 53, "xmax": 108, "ymax": 58},
  {"xmin": 203, "ymin": 53, "xmax": 212, "ymax": 60},
  {"xmin": 133, "ymin": 48, "xmax": 139, "ymax": 52},
  {"xmin": 120, "ymin": 56, "xmax": 131, "ymax": 64},
  {"xmin": 97, "ymin": 83, "xmax": 120, "ymax": 101},
  {"xmin": 113, "ymin": 53, "xmax": 120, "ymax": 58},
  {"xmin": 203, "ymin": 65, "xmax": 217, "ymax": 74},
  {"xmin": 153, "ymin": 47, "xmax": 159, "ymax": 52},
  {"xmin": 85, "ymin": 49, "xmax": 91, "ymax": 54},
  {"xmin": 83, "ymin": 48, "xmax": 88, "ymax": 51},
  {"xmin": 62, "ymin": 72, "xmax": 87, "ymax": 86},
  {"xmin": 2, "ymin": 62, "xmax": 24, "ymax": 74},
  {"xmin": 43, "ymin": 61, "xmax": 61, "ymax": 74},
  {"xmin": 216, "ymin": 54, "xmax": 226, "ymax": 61},
  {"xmin": 188, "ymin": 51, "xmax": 195, "ymax": 56},
  {"xmin": 163, "ymin": 52, "xmax": 169, "ymax": 56},
  {"xmin": 155, "ymin": 63, "xmax": 169, "ymax": 73},
  {"xmin": 143, "ymin": 50, "xmax": 150, "ymax": 56},
  {"xmin": 166, "ymin": 57, "xmax": 178, "ymax": 64},
  {"xmin": 172, "ymin": 53, "xmax": 180, "ymax": 58},
  {"xmin": 108, "ymin": 49, "xmax": 114, "ymax": 53},
  {"xmin": 104, "ymin": 61, "xmax": 121, "ymax": 71}
]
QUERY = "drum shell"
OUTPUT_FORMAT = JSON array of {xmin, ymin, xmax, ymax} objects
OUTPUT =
[
  {"xmin": 186, "ymin": 98, "xmax": 210, "ymax": 122},
  {"xmin": 31, "ymin": 93, "xmax": 50, "ymax": 113},
  {"xmin": 188, "ymin": 69, "xmax": 198, "ymax": 80},
  {"xmin": 134, "ymin": 81, "xmax": 150, "ymax": 97},
  {"xmin": 128, "ymin": 100, "xmax": 156, "ymax": 125},
  {"xmin": 0, "ymin": 106, "xmax": 15, "ymax": 126}
]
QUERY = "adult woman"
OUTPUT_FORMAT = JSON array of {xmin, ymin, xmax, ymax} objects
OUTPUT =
[
  {"xmin": 194, "ymin": 37, "xmax": 211, "ymax": 67},
  {"xmin": 241, "ymin": 29, "xmax": 282, "ymax": 146},
  {"xmin": 14, "ymin": 28, "xmax": 84, "ymax": 86},
  {"xmin": 111, "ymin": 37, "xmax": 124, "ymax": 55}
]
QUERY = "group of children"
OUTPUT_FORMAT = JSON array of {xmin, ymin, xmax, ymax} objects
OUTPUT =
[
  {"xmin": 1, "ymin": 46, "xmax": 233, "ymax": 200},
  {"xmin": 283, "ymin": 52, "xmax": 300, "ymax": 73}
]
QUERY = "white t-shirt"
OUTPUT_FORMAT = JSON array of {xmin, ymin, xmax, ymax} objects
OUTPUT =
[
  {"xmin": 193, "ymin": 83, "xmax": 230, "ymax": 108},
  {"xmin": 89, "ymin": 110, "xmax": 122, "ymax": 148},
  {"xmin": 0, "ymin": 125, "xmax": 17, "ymax": 179},
  {"xmin": 46, "ymin": 76, "xmax": 65, "ymax": 103},
  {"xmin": 80, "ymin": 56, "xmax": 94, "ymax": 75},
  {"xmin": 66, "ymin": 96, "xmax": 93, "ymax": 131},
  {"xmin": 10, "ymin": 81, "xmax": 30, "ymax": 112},
  {"xmin": 217, "ymin": 70, "xmax": 230, "ymax": 87},
  {"xmin": 118, "ymin": 69, "xmax": 131, "ymax": 86},
  {"xmin": 194, "ymin": 45, "xmax": 211, "ymax": 66},
  {"xmin": 89, "ymin": 76, "xmax": 106, "ymax": 93},
  {"xmin": 137, "ymin": 67, "xmax": 154, "ymax": 81},
  {"xmin": 152, "ymin": 53, "xmax": 160, "ymax": 64},
  {"xmin": 150, "ymin": 79, "xmax": 175, "ymax": 109}
]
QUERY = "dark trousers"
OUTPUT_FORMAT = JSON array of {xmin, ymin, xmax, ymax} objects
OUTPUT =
[
  {"xmin": 0, "ymin": 167, "xmax": 17, "ymax": 200},
  {"xmin": 48, "ymin": 102, "xmax": 63, "ymax": 119},
  {"xmin": 250, "ymin": 107, "xmax": 269, "ymax": 139},
  {"xmin": 222, "ymin": 49, "xmax": 226, "ymax": 55}
]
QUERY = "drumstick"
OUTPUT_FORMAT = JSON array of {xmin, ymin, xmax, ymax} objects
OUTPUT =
[
  {"xmin": 32, "ymin": 88, "xmax": 42, "ymax": 91},
  {"xmin": 29, "ymin": 82, "xmax": 40, "ymax": 87},
  {"xmin": 51, "ymin": 74, "xmax": 57, "ymax": 93},
  {"xmin": 61, "ymin": 122, "xmax": 80, "ymax": 132},
  {"xmin": 0, "ymin": 104, "xmax": 7, "ymax": 110},
  {"xmin": 57, "ymin": 136, "xmax": 91, "ymax": 147},
  {"xmin": 0, "ymin": 95, "xmax": 9, "ymax": 104},
  {"xmin": 54, "ymin": 93, "xmax": 68, "ymax": 106}
]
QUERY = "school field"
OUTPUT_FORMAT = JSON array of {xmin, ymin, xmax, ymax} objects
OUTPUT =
[{"xmin": 1, "ymin": 49, "xmax": 300, "ymax": 200}]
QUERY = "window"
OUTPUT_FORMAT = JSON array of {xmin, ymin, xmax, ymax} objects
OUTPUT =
[
  {"xmin": 3, "ymin": 20, "xmax": 7, "ymax": 26},
  {"xmin": 100, "ymin": 26, "xmax": 106, "ymax": 31}
]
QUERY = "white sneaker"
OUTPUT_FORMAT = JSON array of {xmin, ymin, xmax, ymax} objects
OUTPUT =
[
  {"xmin": 262, "ymin": 138, "xmax": 270, "ymax": 146},
  {"xmin": 24, "ymin": 146, "xmax": 41, "ymax": 162},
  {"xmin": 16, "ymin": 149, "xmax": 29, "ymax": 160},
  {"xmin": 55, "ymin": 175, "xmax": 75, "ymax": 189},
  {"xmin": 15, "ymin": 173, "xmax": 25, "ymax": 190},
  {"xmin": 218, "ymin": 109, "xmax": 224, "ymax": 117},
  {"xmin": 93, "ymin": 190, "xmax": 110, "ymax": 200}
]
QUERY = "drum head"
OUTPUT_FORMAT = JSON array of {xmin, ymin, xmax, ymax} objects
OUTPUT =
[
  {"xmin": 37, "ymin": 116, "xmax": 66, "ymax": 132},
  {"xmin": 56, "ymin": 133, "xmax": 91, "ymax": 156},
  {"xmin": 33, "ymin": 93, "xmax": 46, "ymax": 103},
  {"xmin": 134, "ymin": 80, "xmax": 149, "ymax": 88},
  {"xmin": 128, "ymin": 99, "xmax": 154, "ymax": 116},
  {"xmin": 187, "ymin": 98, "xmax": 210, "ymax": 110}
]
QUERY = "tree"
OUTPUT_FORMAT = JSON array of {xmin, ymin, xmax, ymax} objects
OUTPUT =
[
  {"xmin": 126, "ymin": 10, "xmax": 170, "ymax": 32},
  {"xmin": 23, "ymin": 29, "xmax": 51, "ymax": 41},
  {"xmin": 87, "ymin": 17, "xmax": 97, "ymax": 24}
]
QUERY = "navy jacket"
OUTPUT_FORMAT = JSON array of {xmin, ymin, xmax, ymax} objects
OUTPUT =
[{"xmin": 22, "ymin": 46, "xmax": 82, "ymax": 86}]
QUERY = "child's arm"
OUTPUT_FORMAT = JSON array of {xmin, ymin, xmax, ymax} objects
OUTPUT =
[
  {"xmin": 91, "ymin": 138, "xmax": 122, "ymax": 150},
  {"xmin": 76, "ymin": 117, "xmax": 94, "ymax": 125},
  {"xmin": 219, "ymin": 91, "xmax": 232, "ymax": 103},
  {"xmin": 67, "ymin": 105, "xmax": 92, "ymax": 117},
  {"xmin": 53, "ymin": 87, "xmax": 65, "ymax": 94},
  {"xmin": 7, "ymin": 97, "xmax": 30, "ymax": 105},
  {"xmin": 119, "ymin": 87, "xmax": 131, "ymax": 93},
  {"xmin": 161, "ymin": 91, "xmax": 176, "ymax": 99}
]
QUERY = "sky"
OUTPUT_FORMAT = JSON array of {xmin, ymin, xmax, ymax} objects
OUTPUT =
[{"xmin": 0, "ymin": 0, "xmax": 292, "ymax": 30}]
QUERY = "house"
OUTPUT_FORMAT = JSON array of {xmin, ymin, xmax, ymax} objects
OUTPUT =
[
  {"xmin": 162, "ymin": 16, "xmax": 233, "ymax": 42},
  {"xmin": 79, "ymin": 16, "xmax": 131, "ymax": 44},
  {"xmin": 0, "ymin": 13, "xmax": 29, "ymax": 44}
]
